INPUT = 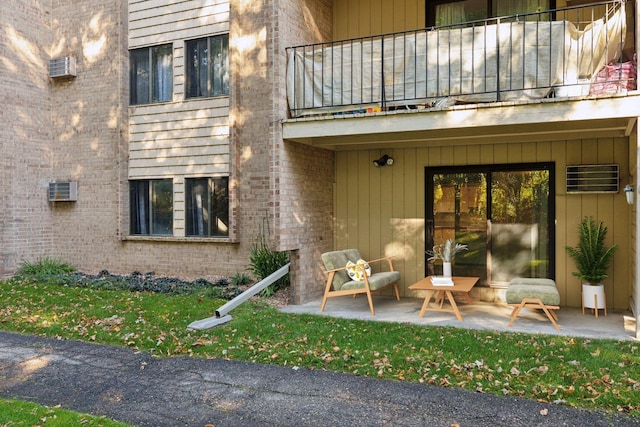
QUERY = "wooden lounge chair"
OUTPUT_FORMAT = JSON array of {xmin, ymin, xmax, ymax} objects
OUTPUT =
[{"xmin": 320, "ymin": 249, "xmax": 400, "ymax": 316}]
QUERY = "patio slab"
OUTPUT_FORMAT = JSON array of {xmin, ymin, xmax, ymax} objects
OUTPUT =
[{"xmin": 280, "ymin": 296, "xmax": 638, "ymax": 341}]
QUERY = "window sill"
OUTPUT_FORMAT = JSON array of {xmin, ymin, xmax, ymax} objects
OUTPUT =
[
  {"xmin": 184, "ymin": 94, "xmax": 230, "ymax": 101},
  {"xmin": 123, "ymin": 235, "xmax": 238, "ymax": 244},
  {"xmin": 129, "ymin": 100, "xmax": 173, "ymax": 108}
]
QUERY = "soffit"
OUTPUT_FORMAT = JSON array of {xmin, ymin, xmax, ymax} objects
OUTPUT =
[{"xmin": 282, "ymin": 95, "xmax": 640, "ymax": 150}]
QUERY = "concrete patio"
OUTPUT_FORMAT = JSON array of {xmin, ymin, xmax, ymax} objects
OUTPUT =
[{"xmin": 281, "ymin": 295, "xmax": 638, "ymax": 341}]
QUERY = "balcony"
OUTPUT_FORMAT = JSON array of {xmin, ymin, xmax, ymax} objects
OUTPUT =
[{"xmin": 285, "ymin": 1, "xmax": 636, "ymax": 120}]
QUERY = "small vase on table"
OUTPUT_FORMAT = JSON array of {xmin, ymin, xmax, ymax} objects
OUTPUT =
[{"xmin": 442, "ymin": 262, "xmax": 452, "ymax": 278}]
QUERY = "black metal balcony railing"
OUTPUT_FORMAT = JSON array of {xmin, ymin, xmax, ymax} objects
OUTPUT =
[{"xmin": 286, "ymin": 1, "xmax": 636, "ymax": 118}]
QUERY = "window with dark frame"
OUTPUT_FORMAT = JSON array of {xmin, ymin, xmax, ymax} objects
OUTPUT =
[
  {"xmin": 130, "ymin": 44, "xmax": 173, "ymax": 105},
  {"xmin": 426, "ymin": 0, "xmax": 554, "ymax": 27},
  {"xmin": 130, "ymin": 179, "xmax": 174, "ymax": 236},
  {"xmin": 185, "ymin": 34, "xmax": 229, "ymax": 99},
  {"xmin": 185, "ymin": 177, "xmax": 229, "ymax": 237},
  {"xmin": 426, "ymin": 162, "xmax": 555, "ymax": 285}
]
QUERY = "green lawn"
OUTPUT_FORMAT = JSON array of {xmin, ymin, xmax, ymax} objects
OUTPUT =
[
  {"xmin": 0, "ymin": 275, "xmax": 638, "ymax": 419},
  {"xmin": 0, "ymin": 398, "xmax": 131, "ymax": 426}
]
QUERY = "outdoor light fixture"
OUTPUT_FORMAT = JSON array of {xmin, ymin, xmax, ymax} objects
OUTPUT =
[
  {"xmin": 373, "ymin": 154, "xmax": 394, "ymax": 167},
  {"xmin": 624, "ymin": 184, "xmax": 634, "ymax": 205}
]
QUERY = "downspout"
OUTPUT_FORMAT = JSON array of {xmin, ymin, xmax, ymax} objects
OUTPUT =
[
  {"xmin": 187, "ymin": 263, "xmax": 290, "ymax": 329},
  {"xmin": 116, "ymin": 0, "xmax": 123, "ymax": 241},
  {"xmin": 271, "ymin": 0, "xmax": 279, "ymax": 248}
]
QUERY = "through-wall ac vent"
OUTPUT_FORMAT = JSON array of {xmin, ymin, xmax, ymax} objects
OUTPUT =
[
  {"xmin": 48, "ymin": 182, "xmax": 78, "ymax": 202},
  {"xmin": 566, "ymin": 164, "xmax": 619, "ymax": 193},
  {"xmin": 49, "ymin": 57, "xmax": 77, "ymax": 78}
]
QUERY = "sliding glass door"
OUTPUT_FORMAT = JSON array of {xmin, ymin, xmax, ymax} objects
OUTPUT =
[{"xmin": 426, "ymin": 163, "xmax": 554, "ymax": 285}]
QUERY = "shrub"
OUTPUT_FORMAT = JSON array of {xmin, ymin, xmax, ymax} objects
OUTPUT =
[
  {"xmin": 249, "ymin": 233, "xmax": 289, "ymax": 297},
  {"xmin": 17, "ymin": 257, "xmax": 75, "ymax": 280},
  {"xmin": 230, "ymin": 272, "xmax": 252, "ymax": 287},
  {"xmin": 14, "ymin": 266, "xmax": 244, "ymax": 300}
]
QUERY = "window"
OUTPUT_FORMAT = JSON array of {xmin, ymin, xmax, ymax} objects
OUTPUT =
[
  {"xmin": 185, "ymin": 34, "xmax": 229, "ymax": 98},
  {"xmin": 185, "ymin": 177, "xmax": 229, "ymax": 237},
  {"xmin": 427, "ymin": 0, "xmax": 554, "ymax": 26},
  {"xmin": 130, "ymin": 179, "xmax": 173, "ymax": 235},
  {"xmin": 494, "ymin": 0, "xmax": 552, "ymax": 16},
  {"xmin": 130, "ymin": 44, "xmax": 173, "ymax": 105},
  {"xmin": 426, "ymin": 163, "xmax": 555, "ymax": 285},
  {"xmin": 431, "ymin": 0, "xmax": 488, "ymax": 26}
]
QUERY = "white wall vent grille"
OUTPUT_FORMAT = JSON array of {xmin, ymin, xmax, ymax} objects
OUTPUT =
[
  {"xmin": 49, "ymin": 57, "xmax": 76, "ymax": 78},
  {"xmin": 48, "ymin": 182, "xmax": 78, "ymax": 202},
  {"xmin": 566, "ymin": 164, "xmax": 619, "ymax": 193}
]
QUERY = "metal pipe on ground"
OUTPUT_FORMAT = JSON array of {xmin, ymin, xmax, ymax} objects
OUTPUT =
[{"xmin": 187, "ymin": 263, "xmax": 290, "ymax": 330}]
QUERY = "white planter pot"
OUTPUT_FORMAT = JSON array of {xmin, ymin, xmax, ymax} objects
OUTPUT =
[
  {"xmin": 442, "ymin": 262, "xmax": 452, "ymax": 277},
  {"xmin": 582, "ymin": 283, "xmax": 606, "ymax": 309}
]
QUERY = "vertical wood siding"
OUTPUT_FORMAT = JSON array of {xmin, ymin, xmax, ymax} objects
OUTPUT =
[
  {"xmin": 333, "ymin": 0, "xmax": 425, "ymax": 39},
  {"xmin": 333, "ymin": 0, "xmax": 567, "ymax": 40},
  {"xmin": 332, "ymin": 0, "xmax": 571, "ymax": 40},
  {"xmin": 335, "ymin": 137, "xmax": 632, "ymax": 310}
]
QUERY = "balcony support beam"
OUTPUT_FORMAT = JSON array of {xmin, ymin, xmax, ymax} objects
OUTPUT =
[{"xmin": 283, "ymin": 95, "xmax": 640, "ymax": 149}]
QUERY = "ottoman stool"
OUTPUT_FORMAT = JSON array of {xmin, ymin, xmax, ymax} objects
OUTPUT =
[{"xmin": 506, "ymin": 278, "xmax": 560, "ymax": 330}]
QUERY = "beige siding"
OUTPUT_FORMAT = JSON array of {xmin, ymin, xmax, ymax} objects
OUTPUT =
[
  {"xmin": 128, "ymin": 98, "xmax": 230, "ymax": 237},
  {"xmin": 129, "ymin": 99, "xmax": 230, "ymax": 178},
  {"xmin": 129, "ymin": 0, "xmax": 229, "ymax": 48},
  {"xmin": 174, "ymin": 44, "xmax": 185, "ymax": 98},
  {"xmin": 128, "ymin": 0, "xmax": 231, "ymax": 238},
  {"xmin": 335, "ymin": 137, "xmax": 632, "ymax": 310},
  {"xmin": 129, "ymin": 2, "xmax": 229, "ymax": 98}
]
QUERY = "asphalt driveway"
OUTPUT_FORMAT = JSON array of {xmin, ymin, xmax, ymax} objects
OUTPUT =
[{"xmin": 0, "ymin": 331, "xmax": 637, "ymax": 427}]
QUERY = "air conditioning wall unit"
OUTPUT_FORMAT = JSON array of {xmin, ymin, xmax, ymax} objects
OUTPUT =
[
  {"xmin": 49, "ymin": 57, "xmax": 77, "ymax": 78},
  {"xmin": 48, "ymin": 182, "xmax": 78, "ymax": 202},
  {"xmin": 566, "ymin": 164, "xmax": 619, "ymax": 193}
]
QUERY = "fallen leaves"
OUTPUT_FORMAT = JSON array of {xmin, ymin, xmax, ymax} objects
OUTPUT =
[
  {"xmin": 372, "ymin": 355, "xmax": 392, "ymax": 377},
  {"xmin": 0, "ymin": 278, "xmax": 639, "ymax": 416},
  {"xmin": 528, "ymin": 365, "xmax": 549, "ymax": 375},
  {"xmin": 95, "ymin": 315, "xmax": 123, "ymax": 329}
]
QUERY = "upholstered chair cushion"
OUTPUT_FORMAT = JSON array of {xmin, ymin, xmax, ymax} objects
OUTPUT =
[
  {"xmin": 321, "ymin": 250, "xmax": 354, "ymax": 290},
  {"xmin": 509, "ymin": 278, "xmax": 557, "ymax": 287},
  {"xmin": 506, "ymin": 279, "xmax": 560, "ymax": 306},
  {"xmin": 341, "ymin": 271, "xmax": 401, "ymax": 292}
]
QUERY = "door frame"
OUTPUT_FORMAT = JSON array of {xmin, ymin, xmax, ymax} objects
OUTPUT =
[{"xmin": 425, "ymin": 162, "xmax": 556, "ymax": 285}]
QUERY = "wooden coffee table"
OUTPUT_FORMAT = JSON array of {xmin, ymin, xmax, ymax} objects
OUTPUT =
[{"xmin": 409, "ymin": 276, "xmax": 479, "ymax": 321}]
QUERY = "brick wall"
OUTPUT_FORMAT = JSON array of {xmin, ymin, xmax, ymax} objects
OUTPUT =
[
  {"xmin": 275, "ymin": 0, "xmax": 335, "ymax": 303},
  {"xmin": 0, "ymin": 1, "xmax": 240, "ymax": 280},
  {"xmin": 47, "ymin": 0, "xmax": 129, "ymax": 273},
  {"xmin": 43, "ymin": 0, "xmax": 253, "ymax": 280},
  {"xmin": 0, "ymin": 0, "xmax": 54, "ymax": 277},
  {"xmin": 2, "ymin": 0, "xmax": 336, "ymax": 303},
  {"xmin": 278, "ymin": 141, "xmax": 335, "ymax": 303},
  {"xmin": 228, "ymin": 0, "xmax": 275, "ymax": 277},
  {"xmin": 228, "ymin": 0, "xmax": 335, "ymax": 303}
]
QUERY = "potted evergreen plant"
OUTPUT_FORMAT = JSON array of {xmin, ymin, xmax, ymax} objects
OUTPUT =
[{"xmin": 566, "ymin": 216, "xmax": 617, "ymax": 312}]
